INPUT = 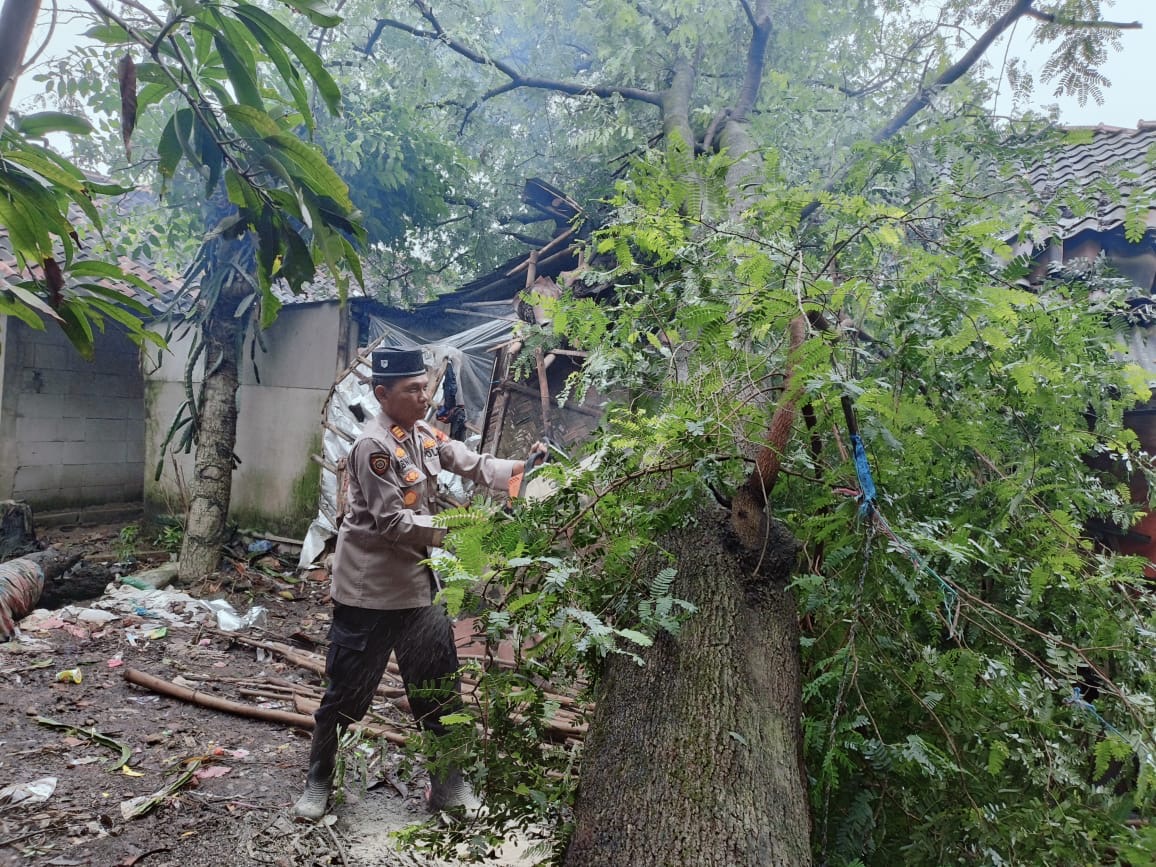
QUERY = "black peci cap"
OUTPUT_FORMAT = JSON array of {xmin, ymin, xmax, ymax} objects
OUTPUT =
[{"xmin": 371, "ymin": 348, "xmax": 426, "ymax": 378}]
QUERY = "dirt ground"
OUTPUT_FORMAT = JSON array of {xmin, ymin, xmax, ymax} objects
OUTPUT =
[{"xmin": 0, "ymin": 523, "xmax": 549, "ymax": 867}]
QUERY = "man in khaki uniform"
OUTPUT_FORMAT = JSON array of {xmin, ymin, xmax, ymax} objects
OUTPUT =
[{"xmin": 294, "ymin": 347, "xmax": 543, "ymax": 820}]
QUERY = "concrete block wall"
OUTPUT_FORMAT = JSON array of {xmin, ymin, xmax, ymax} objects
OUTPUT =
[
  {"xmin": 0, "ymin": 318, "xmax": 145, "ymax": 510},
  {"xmin": 145, "ymin": 301, "xmax": 342, "ymax": 537}
]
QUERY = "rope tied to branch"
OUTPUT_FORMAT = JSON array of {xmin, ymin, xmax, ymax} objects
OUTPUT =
[{"xmin": 841, "ymin": 395, "xmax": 960, "ymax": 636}]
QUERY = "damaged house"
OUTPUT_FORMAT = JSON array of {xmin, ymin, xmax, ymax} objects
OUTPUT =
[
  {"xmin": 1023, "ymin": 121, "xmax": 1156, "ymax": 567},
  {"xmin": 297, "ymin": 180, "xmax": 613, "ymax": 565}
]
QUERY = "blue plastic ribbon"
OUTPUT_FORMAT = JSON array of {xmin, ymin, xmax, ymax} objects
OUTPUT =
[{"xmin": 851, "ymin": 433, "xmax": 877, "ymax": 517}]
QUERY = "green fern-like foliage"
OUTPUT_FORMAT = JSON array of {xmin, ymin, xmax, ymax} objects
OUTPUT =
[{"xmin": 410, "ymin": 122, "xmax": 1156, "ymax": 865}]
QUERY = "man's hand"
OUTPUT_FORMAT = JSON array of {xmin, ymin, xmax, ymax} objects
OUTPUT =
[
  {"xmin": 527, "ymin": 440, "xmax": 549, "ymax": 468},
  {"xmin": 507, "ymin": 441, "xmax": 550, "ymax": 500}
]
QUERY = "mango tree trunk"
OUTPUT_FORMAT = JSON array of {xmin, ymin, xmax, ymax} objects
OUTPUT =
[
  {"xmin": 177, "ymin": 296, "xmax": 244, "ymax": 582},
  {"xmin": 177, "ymin": 189, "xmax": 254, "ymax": 583},
  {"xmin": 564, "ymin": 503, "xmax": 811, "ymax": 867}
]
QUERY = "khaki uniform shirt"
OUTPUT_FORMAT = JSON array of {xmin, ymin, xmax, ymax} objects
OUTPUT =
[{"xmin": 330, "ymin": 411, "xmax": 518, "ymax": 610}]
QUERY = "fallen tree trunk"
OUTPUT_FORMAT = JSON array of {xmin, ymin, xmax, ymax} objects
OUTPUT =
[{"xmin": 0, "ymin": 548, "xmax": 81, "ymax": 640}]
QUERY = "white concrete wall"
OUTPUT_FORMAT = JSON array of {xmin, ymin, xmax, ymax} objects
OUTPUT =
[
  {"xmin": 145, "ymin": 302, "xmax": 343, "ymax": 536},
  {"xmin": 0, "ymin": 318, "xmax": 145, "ymax": 509}
]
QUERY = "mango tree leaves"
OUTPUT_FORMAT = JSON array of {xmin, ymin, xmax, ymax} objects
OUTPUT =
[
  {"xmin": 11, "ymin": 111, "xmax": 95, "ymax": 138},
  {"xmin": 1, "ymin": 0, "xmax": 360, "ymax": 357},
  {"xmin": 0, "ymin": 132, "xmax": 165, "ymax": 354}
]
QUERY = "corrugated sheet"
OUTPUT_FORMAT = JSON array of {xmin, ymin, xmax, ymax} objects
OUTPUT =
[{"xmin": 1028, "ymin": 121, "xmax": 1156, "ymax": 238}]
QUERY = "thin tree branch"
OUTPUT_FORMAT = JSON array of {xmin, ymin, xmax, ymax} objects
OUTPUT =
[
  {"xmin": 628, "ymin": 0, "xmax": 674, "ymax": 36},
  {"xmin": 737, "ymin": 0, "xmax": 756, "ymax": 30},
  {"xmin": 798, "ymin": 0, "xmax": 1036, "ymax": 222},
  {"xmin": 21, "ymin": 0, "xmax": 57, "ymax": 72},
  {"xmin": 1025, "ymin": 8, "xmax": 1141, "ymax": 29},
  {"xmin": 118, "ymin": 0, "xmax": 163, "ymax": 28},
  {"xmin": 702, "ymin": 108, "xmax": 730, "ymax": 152},
  {"xmin": 363, "ymin": 2, "xmax": 663, "ymax": 127}
]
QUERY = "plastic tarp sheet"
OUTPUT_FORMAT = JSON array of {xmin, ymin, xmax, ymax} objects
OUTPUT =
[{"xmin": 298, "ymin": 317, "xmax": 512, "ymax": 568}]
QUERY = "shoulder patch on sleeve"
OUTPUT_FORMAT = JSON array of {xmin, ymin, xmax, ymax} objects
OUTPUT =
[{"xmin": 368, "ymin": 452, "xmax": 391, "ymax": 478}]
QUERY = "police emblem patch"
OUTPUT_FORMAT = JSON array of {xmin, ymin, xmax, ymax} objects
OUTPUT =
[
  {"xmin": 368, "ymin": 453, "xmax": 390, "ymax": 478},
  {"xmin": 404, "ymin": 469, "xmax": 420, "ymax": 483}
]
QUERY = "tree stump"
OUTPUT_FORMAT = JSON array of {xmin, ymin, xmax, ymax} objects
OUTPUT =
[{"xmin": 0, "ymin": 501, "xmax": 36, "ymax": 562}]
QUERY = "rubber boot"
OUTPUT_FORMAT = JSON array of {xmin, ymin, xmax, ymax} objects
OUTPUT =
[
  {"xmin": 426, "ymin": 765, "xmax": 482, "ymax": 817},
  {"xmin": 293, "ymin": 759, "xmax": 334, "ymax": 820}
]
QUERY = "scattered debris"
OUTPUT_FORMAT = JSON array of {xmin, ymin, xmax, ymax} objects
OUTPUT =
[
  {"xmin": 1, "ymin": 521, "xmax": 564, "ymax": 865},
  {"xmin": 119, "ymin": 758, "xmax": 202, "ymax": 820},
  {"xmin": 118, "ymin": 561, "xmax": 179, "ymax": 591},
  {"xmin": 0, "ymin": 776, "xmax": 56, "ymax": 808},
  {"xmin": 35, "ymin": 716, "xmax": 133, "ymax": 770},
  {"xmin": 201, "ymin": 598, "xmax": 268, "ymax": 631}
]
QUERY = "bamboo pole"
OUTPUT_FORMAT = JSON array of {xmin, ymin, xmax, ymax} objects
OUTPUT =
[
  {"xmin": 505, "ymin": 245, "xmax": 574, "ymax": 277},
  {"xmin": 209, "ymin": 630, "xmax": 406, "ymax": 696},
  {"xmin": 293, "ymin": 695, "xmax": 409, "ymax": 747},
  {"xmin": 124, "ymin": 667, "xmax": 315, "ymax": 729},
  {"xmin": 535, "ymin": 347, "xmax": 553, "ymax": 439}
]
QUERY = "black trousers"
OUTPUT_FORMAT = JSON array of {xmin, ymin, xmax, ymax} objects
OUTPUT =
[{"xmin": 305, "ymin": 602, "xmax": 461, "ymax": 780}]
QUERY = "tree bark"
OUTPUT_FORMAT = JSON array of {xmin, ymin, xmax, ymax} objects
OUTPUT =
[
  {"xmin": 178, "ymin": 294, "xmax": 243, "ymax": 581},
  {"xmin": 177, "ymin": 190, "xmax": 254, "ymax": 582},
  {"xmin": 0, "ymin": 0, "xmax": 41, "ymax": 133},
  {"xmin": 564, "ymin": 505, "xmax": 810, "ymax": 867}
]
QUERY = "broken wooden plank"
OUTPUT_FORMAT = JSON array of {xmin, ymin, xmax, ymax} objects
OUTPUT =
[
  {"xmin": 497, "ymin": 380, "xmax": 604, "ymax": 419},
  {"xmin": 323, "ymin": 420, "xmax": 356, "ymax": 443},
  {"xmin": 311, "ymin": 453, "xmax": 339, "ymax": 474}
]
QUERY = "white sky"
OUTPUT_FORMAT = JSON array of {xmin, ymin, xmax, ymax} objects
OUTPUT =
[
  {"xmin": 1001, "ymin": 0, "xmax": 1156, "ymax": 127},
  {"xmin": 11, "ymin": 1, "xmax": 1156, "ymax": 128}
]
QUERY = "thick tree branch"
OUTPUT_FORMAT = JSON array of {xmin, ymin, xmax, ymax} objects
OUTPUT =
[
  {"xmin": 0, "ymin": 0, "xmax": 42, "ymax": 133},
  {"xmin": 731, "ymin": 0, "xmax": 771, "ymax": 121},
  {"xmin": 872, "ymin": 0, "xmax": 1033, "ymax": 144},
  {"xmin": 662, "ymin": 51, "xmax": 699, "ymax": 149}
]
